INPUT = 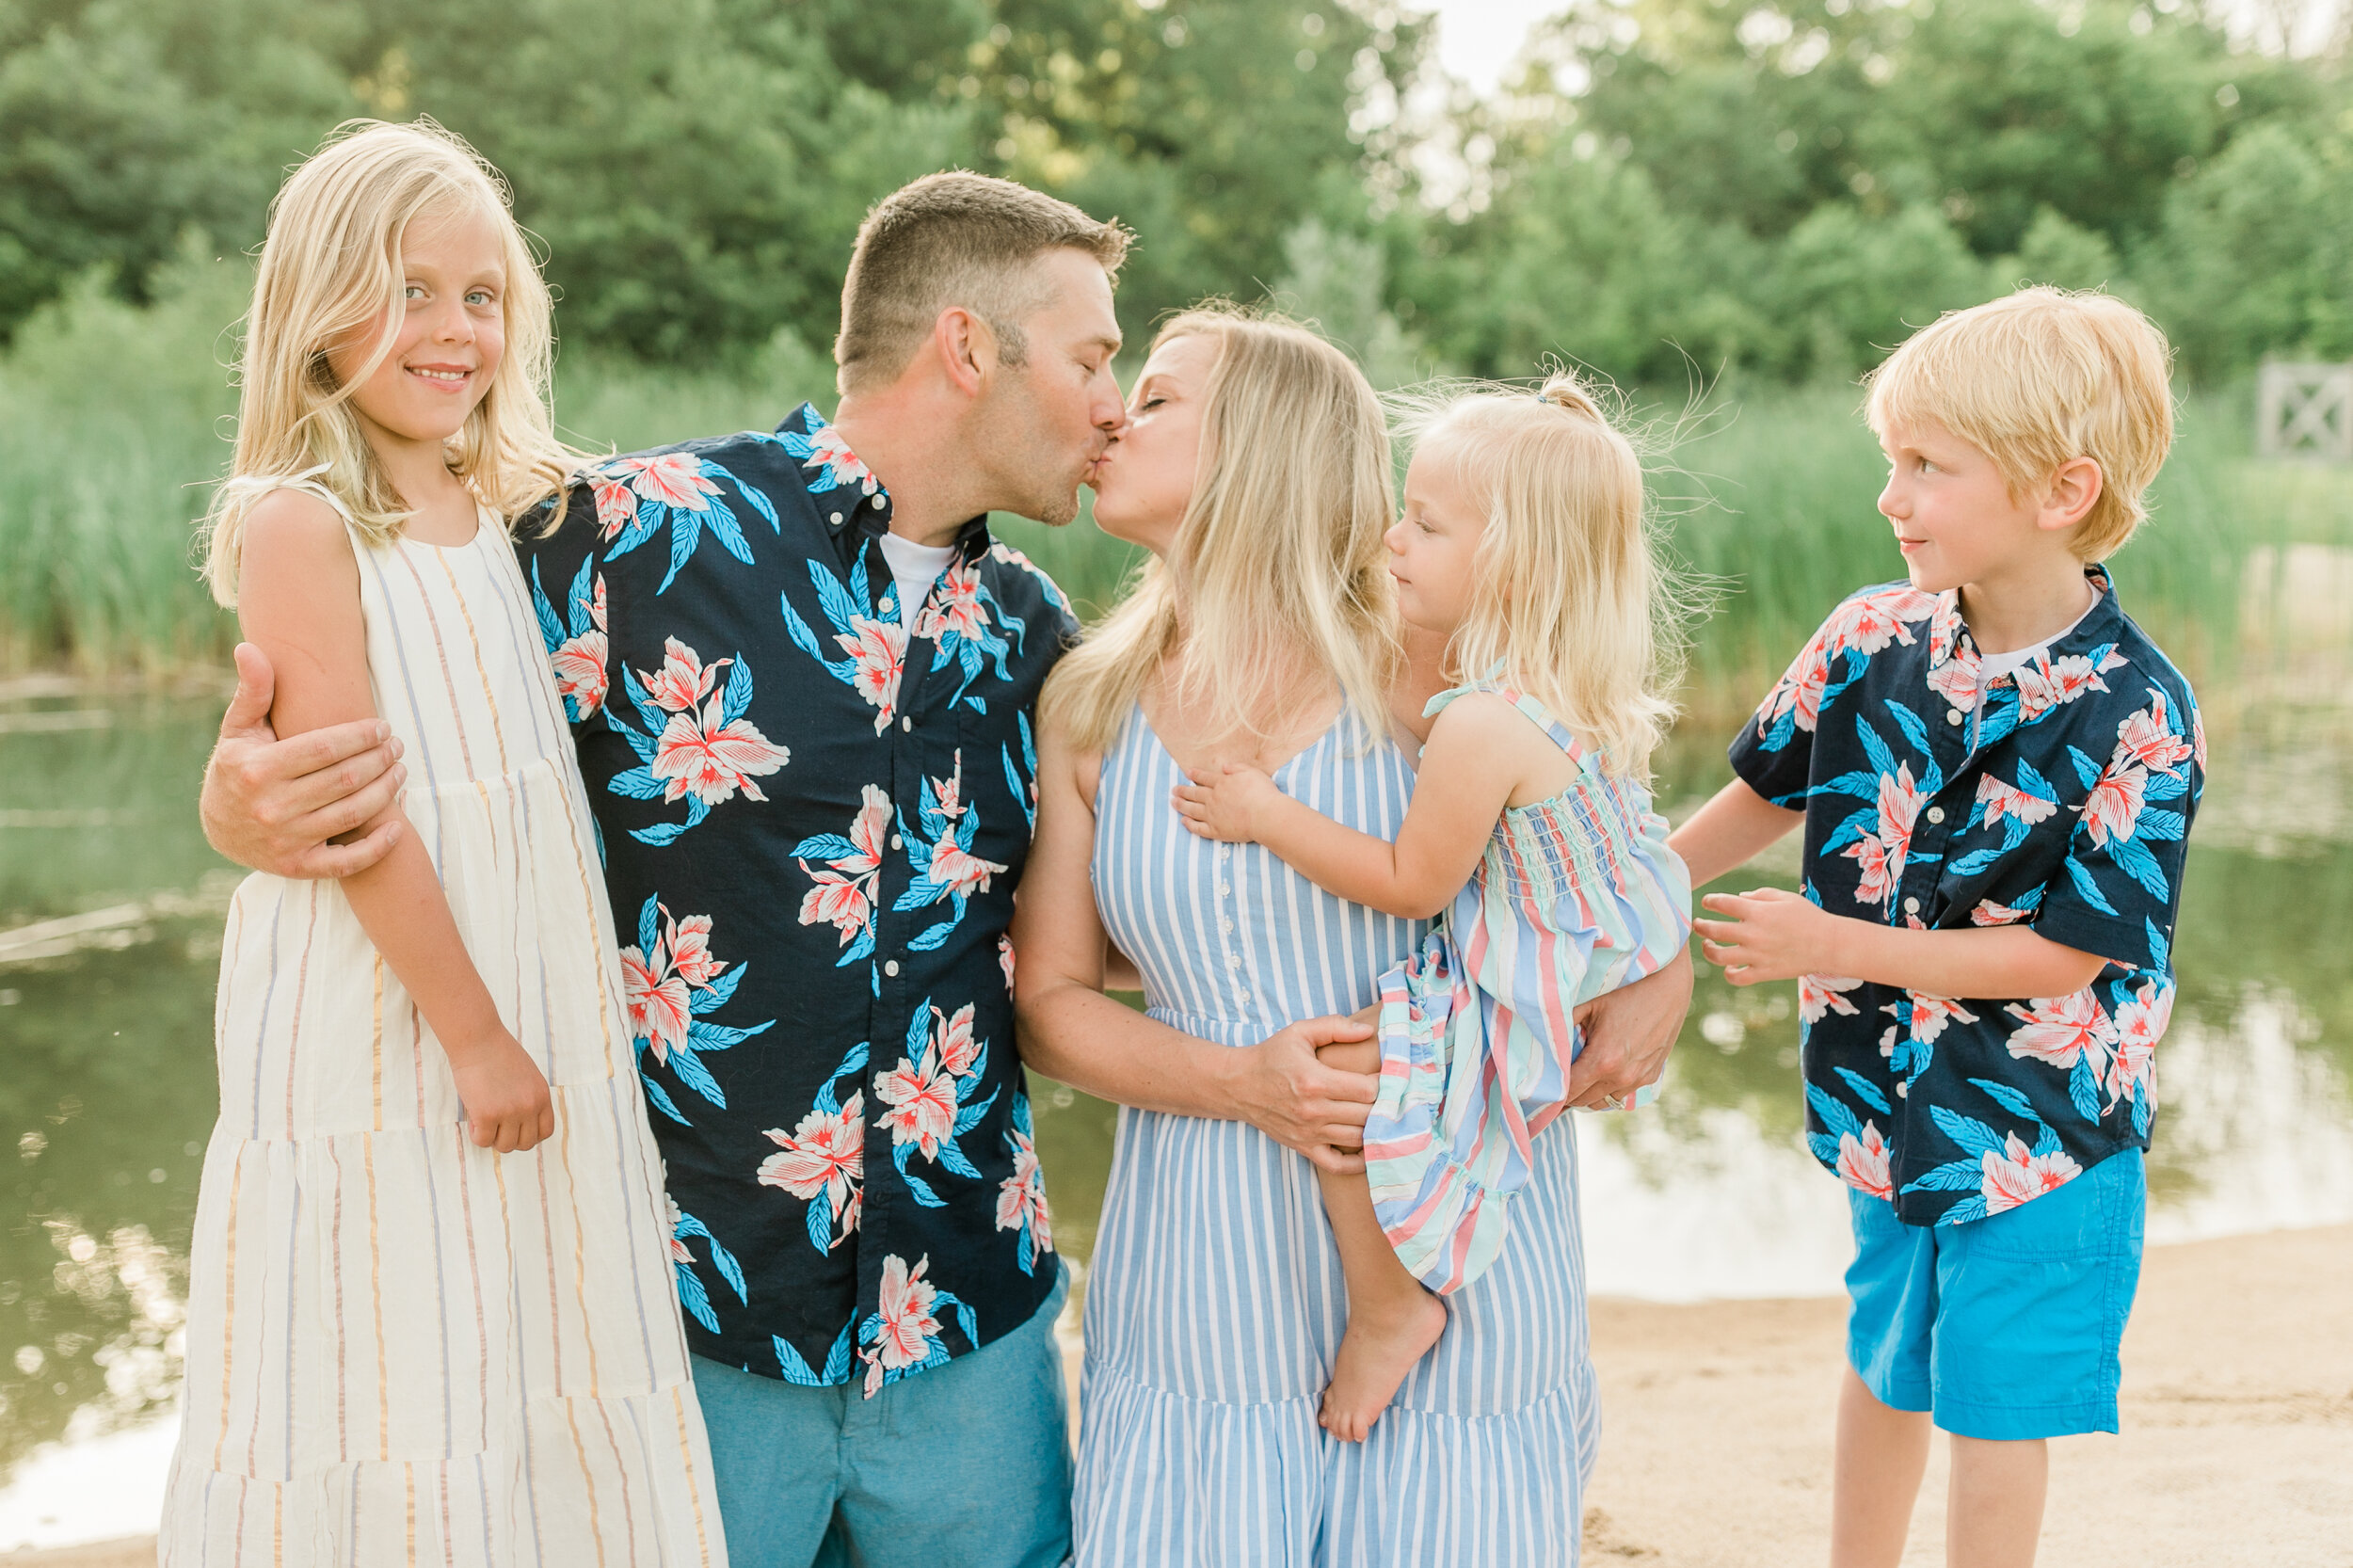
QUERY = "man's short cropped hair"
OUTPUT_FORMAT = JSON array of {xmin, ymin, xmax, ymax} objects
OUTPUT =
[
  {"xmin": 1864, "ymin": 287, "xmax": 2175, "ymax": 562},
  {"xmin": 834, "ymin": 171, "xmax": 1131, "ymax": 393}
]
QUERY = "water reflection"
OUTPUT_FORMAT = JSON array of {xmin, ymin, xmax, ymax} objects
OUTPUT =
[{"xmin": 3, "ymin": 687, "xmax": 2350, "ymax": 1528}]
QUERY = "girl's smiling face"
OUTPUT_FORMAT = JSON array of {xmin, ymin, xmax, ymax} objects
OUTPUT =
[
  {"xmin": 1385, "ymin": 443, "xmax": 1485, "ymax": 634},
  {"xmin": 329, "ymin": 200, "xmax": 506, "ymax": 451}
]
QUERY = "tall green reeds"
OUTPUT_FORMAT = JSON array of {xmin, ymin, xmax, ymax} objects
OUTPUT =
[{"xmin": 0, "ymin": 261, "xmax": 2338, "ymax": 697}]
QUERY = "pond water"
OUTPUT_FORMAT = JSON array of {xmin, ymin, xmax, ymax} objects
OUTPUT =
[{"xmin": 3, "ymin": 665, "xmax": 2350, "ymax": 1545}]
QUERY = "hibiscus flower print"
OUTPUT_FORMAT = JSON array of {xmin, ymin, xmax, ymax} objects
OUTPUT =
[
  {"xmin": 998, "ymin": 934, "xmax": 1017, "ymax": 995},
  {"xmin": 1842, "ymin": 762, "xmax": 1922, "ymax": 907},
  {"xmin": 551, "ymin": 573, "xmax": 610, "ymax": 719},
  {"xmin": 1976, "ymin": 772, "xmax": 2057, "ymax": 833},
  {"xmin": 2112, "ymin": 691, "xmax": 2194, "ymax": 774},
  {"xmin": 590, "ymin": 473, "xmax": 639, "ymax": 540},
  {"xmin": 2002, "ymin": 990, "xmax": 2116, "ymax": 1073},
  {"xmin": 620, "ymin": 896, "xmax": 774, "ymax": 1119},
  {"xmin": 1799, "ymin": 973, "xmax": 1863, "ymax": 1024},
  {"xmin": 795, "ymin": 785, "xmax": 892, "ymax": 961},
  {"xmin": 861, "ymin": 1254, "xmax": 944, "ymax": 1396},
  {"xmin": 1904, "ymin": 994, "xmax": 1979, "ymax": 1045},
  {"xmin": 615, "ymin": 451, "xmax": 724, "ymax": 513},
  {"xmin": 1979, "ymin": 1132, "xmax": 2082, "ymax": 1214},
  {"xmin": 760, "ymin": 1091, "xmax": 865, "ymax": 1251},
  {"xmin": 1835, "ymin": 1122, "xmax": 1894, "ymax": 1199},
  {"xmin": 836, "ymin": 616, "xmax": 908, "ymax": 731},
  {"xmin": 912, "ymin": 559, "xmax": 991, "ymax": 645},
  {"xmin": 2080, "ymin": 759, "xmax": 2150, "ymax": 849},
  {"xmin": 2011, "ymin": 646, "xmax": 2126, "ymax": 722},
  {"xmin": 995, "ymin": 1112, "xmax": 1054, "ymax": 1272},
  {"xmin": 796, "ymin": 421, "xmax": 880, "ymax": 497},
  {"xmin": 2105, "ymin": 978, "xmax": 2172, "ymax": 1107},
  {"xmin": 875, "ymin": 1054, "xmax": 958, "ymax": 1160},
  {"xmin": 633, "ymin": 641, "xmax": 790, "ymax": 808}
]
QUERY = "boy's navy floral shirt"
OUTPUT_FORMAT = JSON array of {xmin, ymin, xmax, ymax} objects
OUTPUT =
[
  {"xmin": 1729, "ymin": 568, "xmax": 2203, "ymax": 1227},
  {"xmin": 519, "ymin": 404, "xmax": 1075, "ymax": 1393}
]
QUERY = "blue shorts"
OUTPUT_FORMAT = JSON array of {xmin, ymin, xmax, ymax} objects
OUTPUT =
[
  {"xmin": 694, "ymin": 1265, "xmax": 1072, "ymax": 1568},
  {"xmin": 1846, "ymin": 1149, "xmax": 2145, "ymax": 1441}
]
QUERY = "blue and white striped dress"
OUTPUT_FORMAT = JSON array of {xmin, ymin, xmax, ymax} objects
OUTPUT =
[{"xmin": 1077, "ymin": 704, "xmax": 1599, "ymax": 1567}]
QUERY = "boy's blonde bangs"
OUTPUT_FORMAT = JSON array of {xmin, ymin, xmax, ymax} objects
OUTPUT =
[
  {"xmin": 1864, "ymin": 288, "xmax": 2175, "ymax": 563},
  {"xmin": 1041, "ymin": 305, "xmax": 1400, "ymax": 755},
  {"xmin": 200, "ymin": 119, "xmax": 580, "ymax": 606},
  {"xmin": 1397, "ymin": 376, "xmax": 1684, "ymax": 776}
]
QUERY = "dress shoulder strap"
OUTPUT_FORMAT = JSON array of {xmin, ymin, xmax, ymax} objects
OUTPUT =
[{"xmin": 1423, "ymin": 680, "xmax": 1597, "ymax": 771}]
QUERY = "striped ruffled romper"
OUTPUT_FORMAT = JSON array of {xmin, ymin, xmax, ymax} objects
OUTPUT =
[
  {"xmin": 162, "ymin": 488, "xmax": 725, "ymax": 1565},
  {"xmin": 1365, "ymin": 683, "xmax": 1691, "ymax": 1295}
]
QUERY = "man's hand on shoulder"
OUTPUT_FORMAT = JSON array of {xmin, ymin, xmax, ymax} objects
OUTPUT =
[{"xmin": 200, "ymin": 643, "xmax": 408, "ymax": 879}]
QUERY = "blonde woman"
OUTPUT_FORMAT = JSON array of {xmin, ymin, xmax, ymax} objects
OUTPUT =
[
  {"xmin": 165, "ymin": 120, "xmax": 723, "ymax": 1563},
  {"xmin": 1172, "ymin": 376, "xmax": 1694, "ymax": 1440},
  {"xmin": 1014, "ymin": 311, "xmax": 1693, "ymax": 1565}
]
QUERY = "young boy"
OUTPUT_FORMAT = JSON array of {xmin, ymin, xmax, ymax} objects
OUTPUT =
[{"xmin": 1671, "ymin": 288, "xmax": 2203, "ymax": 1568}]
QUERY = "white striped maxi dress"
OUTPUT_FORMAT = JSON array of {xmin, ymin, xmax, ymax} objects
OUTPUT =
[
  {"xmin": 162, "ymin": 490, "xmax": 726, "ymax": 1566},
  {"xmin": 1077, "ymin": 705, "xmax": 1600, "ymax": 1567}
]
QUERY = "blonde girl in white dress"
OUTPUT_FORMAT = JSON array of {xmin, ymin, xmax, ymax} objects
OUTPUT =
[{"xmin": 163, "ymin": 120, "xmax": 726, "ymax": 1565}]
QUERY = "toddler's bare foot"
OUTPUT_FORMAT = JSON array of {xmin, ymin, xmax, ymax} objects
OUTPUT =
[{"xmin": 1318, "ymin": 1288, "xmax": 1447, "ymax": 1442}]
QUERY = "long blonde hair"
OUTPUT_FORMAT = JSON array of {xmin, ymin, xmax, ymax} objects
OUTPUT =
[
  {"xmin": 1042, "ymin": 306, "xmax": 1399, "ymax": 753},
  {"xmin": 201, "ymin": 119, "xmax": 576, "ymax": 605},
  {"xmin": 1401, "ymin": 374, "xmax": 1685, "ymax": 776}
]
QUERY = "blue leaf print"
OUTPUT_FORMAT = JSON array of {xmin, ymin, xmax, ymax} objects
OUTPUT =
[
  {"xmin": 693, "ymin": 965, "xmax": 746, "ymax": 1014},
  {"xmin": 2144, "ymin": 918, "xmax": 2169, "ymax": 973},
  {"xmin": 1967, "ymin": 1077, "xmax": 2040, "ymax": 1124},
  {"xmin": 1902, "ymin": 1160, "xmax": 1984, "ymax": 1193},
  {"xmin": 2066, "ymin": 744, "xmax": 2104, "ymax": 790},
  {"xmin": 1805, "ymin": 1083, "xmax": 1862, "ymax": 1140},
  {"xmin": 527, "ymin": 557, "xmax": 567, "ymax": 652},
  {"xmin": 2062, "ymin": 854, "xmax": 2120, "ymax": 916},
  {"xmin": 1939, "ymin": 1195, "xmax": 1991, "ymax": 1224},
  {"xmin": 1882, "ymin": 698, "xmax": 1931, "ymax": 757},
  {"xmin": 1927, "ymin": 1104, "xmax": 2006, "ymax": 1159},
  {"xmin": 2106, "ymin": 833, "xmax": 2170, "ymax": 902},
  {"xmin": 1834, "ymin": 1067, "xmax": 1891, "ymax": 1114},
  {"xmin": 1854, "ymin": 716, "xmax": 1897, "ymax": 780},
  {"xmin": 642, "ymin": 1072, "xmax": 689, "ymax": 1126},
  {"xmin": 2067, "ymin": 1054, "xmax": 2102, "ymax": 1122},
  {"xmin": 678, "ymin": 1265, "xmax": 717, "ymax": 1333}
]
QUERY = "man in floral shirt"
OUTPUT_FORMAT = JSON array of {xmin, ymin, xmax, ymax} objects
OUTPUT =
[
  {"xmin": 1671, "ymin": 290, "xmax": 2200, "ymax": 1567},
  {"xmin": 205, "ymin": 173, "xmax": 1129, "ymax": 1568}
]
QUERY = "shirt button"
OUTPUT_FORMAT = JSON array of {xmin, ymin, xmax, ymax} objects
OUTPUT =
[
  {"xmin": 1945, "ymin": 709, "xmax": 1963, "ymax": 726},
  {"xmin": 884, "ymin": 959, "xmax": 900, "ymax": 978},
  {"xmin": 889, "ymin": 834, "xmax": 903, "ymax": 850},
  {"xmin": 901, "ymin": 716, "xmax": 913, "ymax": 732},
  {"xmin": 1926, "ymin": 807, "xmax": 1945, "ymax": 824},
  {"xmin": 1903, "ymin": 897, "xmax": 1920, "ymax": 915},
  {"xmin": 829, "ymin": 511, "xmax": 842, "ymax": 524}
]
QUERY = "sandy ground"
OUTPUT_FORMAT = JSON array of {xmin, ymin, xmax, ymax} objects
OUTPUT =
[
  {"xmin": 1581, "ymin": 1224, "xmax": 2353, "ymax": 1567},
  {"xmin": 11, "ymin": 1224, "xmax": 2346, "ymax": 1568}
]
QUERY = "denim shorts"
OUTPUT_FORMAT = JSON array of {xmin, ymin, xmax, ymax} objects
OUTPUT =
[
  {"xmin": 1846, "ymin": 1149, "xmax": 2145, "ymax": 1441},
  {"xmin": 694, "ymin": 1264, "xmax": 1072, "ymax": 1568}
]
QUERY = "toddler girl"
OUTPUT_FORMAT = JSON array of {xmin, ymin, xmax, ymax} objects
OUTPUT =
[
  {"xmin": 1174, "ymin": 376, "xmax": 1693, "ymax": 1439},
  {"xmin": 165, "ymin": 121, "xmax": 724, "ymax": 1563}
]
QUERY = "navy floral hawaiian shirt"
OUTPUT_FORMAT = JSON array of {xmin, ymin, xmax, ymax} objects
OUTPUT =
[
  {"xmin": 1729, "ymin": 567, "xmax": 2203, "ymax": 1227},
  {"xmin": 519, "ymin": 404, "xmax": 1075, "ymax": 1392}
]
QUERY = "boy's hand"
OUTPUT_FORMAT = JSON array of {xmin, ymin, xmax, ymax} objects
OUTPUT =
[
  {"xmin": 450, "ymin": 1032, "xmax": 556, "ymax": 1153},
  {"xmin": 1172, "ymin": 762, "xmax": 1281, "ymax": 842},
  {"xmin": 1694, "ymin": 888, "xmax": 1843, "ymax": 985}
]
